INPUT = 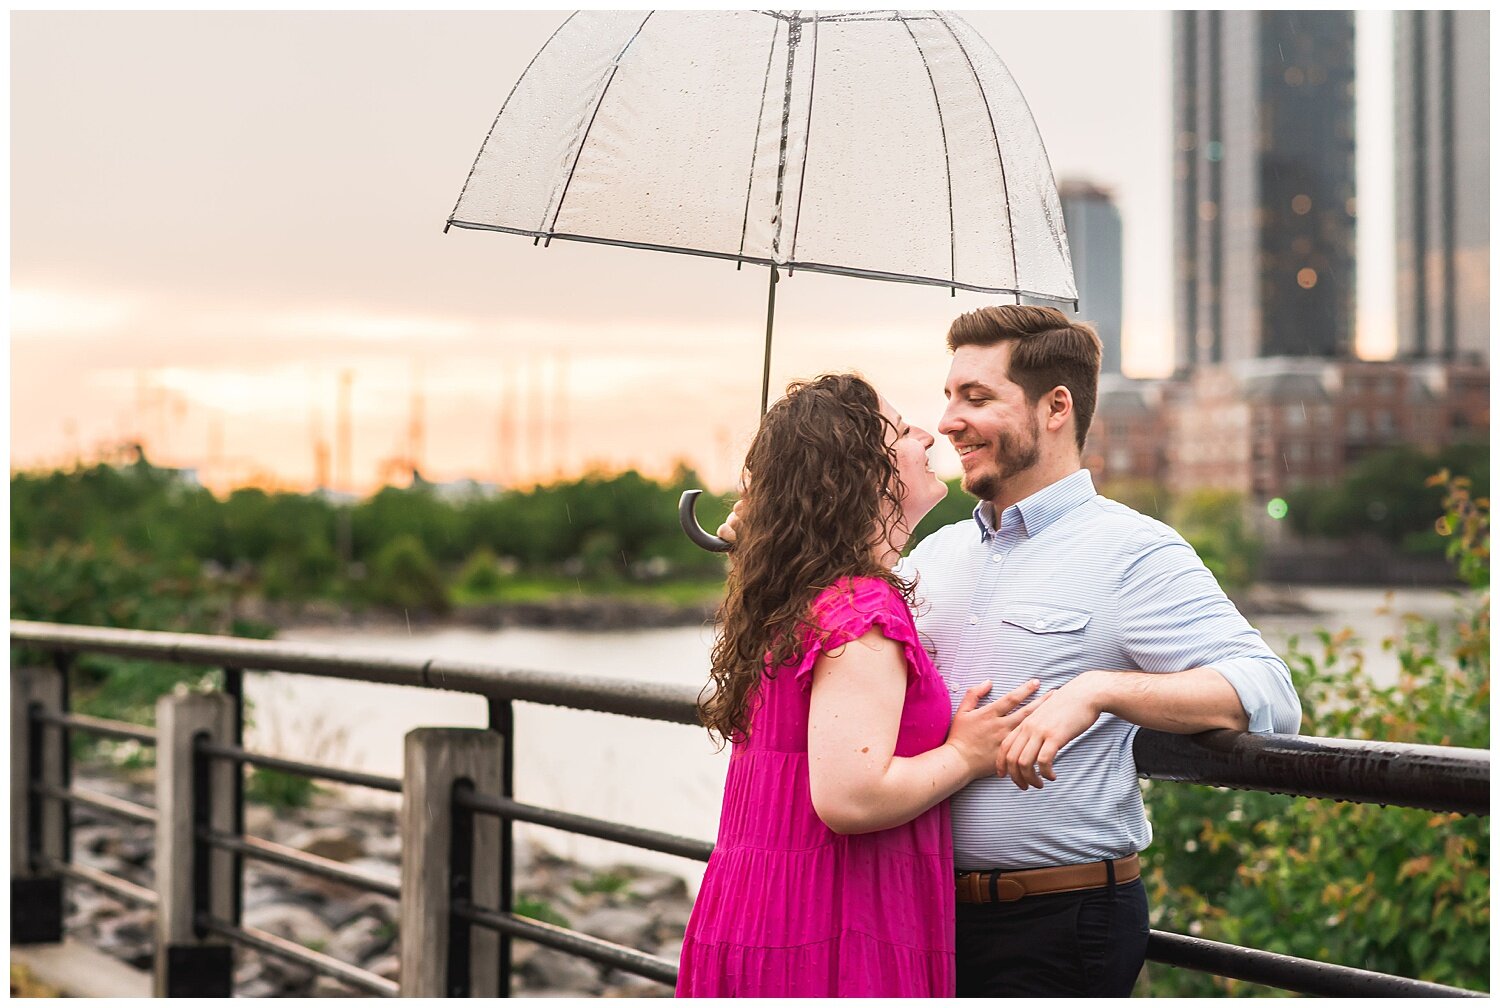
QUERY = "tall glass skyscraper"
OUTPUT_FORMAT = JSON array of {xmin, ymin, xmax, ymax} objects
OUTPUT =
[
  {"xmin": 1172, "ymin": 11, "xmax": 1356, "ymax": 372},
  {"xmin": 1058, "ymin": 180, "xmax": 1124, "ymax": 375},
  {"xmin": 1394, "ymin": 11, "xmax": 1490, "ymax": 363}
]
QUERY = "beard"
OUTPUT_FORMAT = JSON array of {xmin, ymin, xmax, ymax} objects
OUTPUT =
[{"xmin": 961, "ymin": 411, "xmax": 1042, "ymax": 501}]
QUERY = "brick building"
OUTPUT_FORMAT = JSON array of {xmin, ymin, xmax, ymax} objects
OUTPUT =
[{"xmin": 1084, "ymin": 358, "xmax": 1487, "ymax": 502}]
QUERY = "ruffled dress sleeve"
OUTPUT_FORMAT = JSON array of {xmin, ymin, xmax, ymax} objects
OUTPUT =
[{"xmin": 792, "ymin": 576, "xmax": 926, "ymax": 689}]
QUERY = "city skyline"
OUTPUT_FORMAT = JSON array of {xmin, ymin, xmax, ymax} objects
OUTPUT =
[
  {"xmin": 12, "ymin": 11, "xmax": 1405, "ymax": 493},
  {"xmin": 1173, "ymin": 11, "xmax": 1358, "ymax": 369}
]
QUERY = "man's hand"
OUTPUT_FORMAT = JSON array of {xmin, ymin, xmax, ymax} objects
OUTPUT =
[
  {"xmin": 996, "ymin": 675, "xmax": 1103, "ymax": 790},
  {"xmin": 995, "ymin": 666, "xmax": 1252, "ymax": 789}
]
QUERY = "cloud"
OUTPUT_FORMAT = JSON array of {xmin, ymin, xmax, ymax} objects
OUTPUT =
[
  {"xmin": 255, "ymin": 309, "xmax": 481, "ymax": 343},
  {"xmin": 11, "ymin": 287, "xmax": 139, "ymax": 336}
]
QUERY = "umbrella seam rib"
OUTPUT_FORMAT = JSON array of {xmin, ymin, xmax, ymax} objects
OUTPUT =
[
  {"xmin": 901, "ymin": 15, "xmax": 957, "ymax": 290},
  {"xmin": 545, "ymin": 10, "xmax": 656, "ymax": 237},
  {"xmin": 934, "ymin": 11, "xmax": 1021, "ymax": 300},
  {"xmin": 446, "ymin": 11, "xmax": 579, "ymax": 230},
  {"xmin": 738, "ymin": 16, "xmax": 783, "ymax": 261},
  {"xmin": 786, "ymin": 12, "xmax": 820, "ymax": 267},
  {"xmin": 444, "ymin": 221, "xmax": 1071, "ymax": 300},
  {"xmin": 770, "ymin": 14, "xmax": 802, "ymax": 261}
]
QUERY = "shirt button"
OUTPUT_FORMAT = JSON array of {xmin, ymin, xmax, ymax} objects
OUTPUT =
[
  {"xmin": 1034, "ymin": 619, "xmax": 1048, "ymax": 629},
  {"xmin": 968, "ymin": 616, "xmax": 979, "ymax": 625}
]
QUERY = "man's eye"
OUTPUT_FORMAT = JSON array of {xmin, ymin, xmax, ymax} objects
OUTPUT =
[{"xmin": 968, "ymin": 397, "xmax": 988, "ymax": 405}]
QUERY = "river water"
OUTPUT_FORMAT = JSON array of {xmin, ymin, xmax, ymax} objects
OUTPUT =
[{"xmin": 247, "ymin": 585, "xmax": 1470, "ymax": 889}]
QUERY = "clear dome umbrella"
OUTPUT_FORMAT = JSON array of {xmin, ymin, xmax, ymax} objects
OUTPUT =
[{"xmin": 447, "ymin": 9, "xmax": 1077, "ymax": 548}]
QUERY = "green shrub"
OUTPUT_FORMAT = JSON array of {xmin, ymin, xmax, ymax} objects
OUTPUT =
[
  {"xmin": 457, "ymin": 547, "xmax": 508, "ymax": 598},
  {"xmin": 514, "ymin": 895, "xmax": 570, "ymax": 928},
  {"xmin": 246, "ymin": 767, "xmax": 321, "ymax": 810},
  {"xmin": 364, "ymin": 533, "xmax": 450, "ymax": 614},
  {"xmin": 1142, "ymin": 474, "xmax": 1489, "ymax": 995}
]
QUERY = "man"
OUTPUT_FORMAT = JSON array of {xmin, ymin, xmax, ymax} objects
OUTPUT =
[
  {"xmin": 903, "ymin": 305, "xmax": 1300, "ymax": 996},
  {"xmin": 717, "ymin": 304, "xmax": 1300, "ymax": 996}
]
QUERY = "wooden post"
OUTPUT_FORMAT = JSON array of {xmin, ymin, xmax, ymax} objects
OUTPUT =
[
  {"xmin": 154, "ymin": 692, "xmax": 237, "ymax": 997},
  {"xmin": 399, "ymin": 728, "xmax": 503, "ymax": 997},
  {"xmin": 11, "ymin": 665, "xmax": 67, "ymax": 944}
]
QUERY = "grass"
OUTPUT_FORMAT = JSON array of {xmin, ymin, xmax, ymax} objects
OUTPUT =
[{"xmin": 452, "ymin": 575, "xmax": 724, "ymax": 608}]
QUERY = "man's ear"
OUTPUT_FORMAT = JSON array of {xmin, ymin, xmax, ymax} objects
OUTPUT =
[{"xmin": 1043, "ymin": 386, "xmax": 1073, "ymax": 433}]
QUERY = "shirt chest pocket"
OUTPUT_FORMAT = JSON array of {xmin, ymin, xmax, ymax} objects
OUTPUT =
[{"xmin": 997, "ymin": 603, "xmax": 1092, "ymax": 635}]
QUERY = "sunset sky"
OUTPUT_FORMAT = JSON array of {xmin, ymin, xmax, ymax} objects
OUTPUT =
[{"xmin": 11, "ymin": 10, "xmax": 1397, "ymax": 494}]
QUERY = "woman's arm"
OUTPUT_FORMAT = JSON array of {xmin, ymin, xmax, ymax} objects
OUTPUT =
[{"xmin": 808, "ymin": 626, "xmax": 1039, "ymax": 835}]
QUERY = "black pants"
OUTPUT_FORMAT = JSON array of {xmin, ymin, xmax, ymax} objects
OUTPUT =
[{"xmin": 955, "ymin": 878, "xmax": 1150, "ymax": 997}]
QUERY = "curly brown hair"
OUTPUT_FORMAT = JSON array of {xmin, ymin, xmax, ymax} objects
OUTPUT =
[{"xmin": 700, "ymin": 373, "xmax": 915, "ymax": 747}]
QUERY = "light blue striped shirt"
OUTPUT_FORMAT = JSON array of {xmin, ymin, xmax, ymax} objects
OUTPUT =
[{"xmin": 897, "ymin": 469, "xmax": 1300, "ymax": 870}]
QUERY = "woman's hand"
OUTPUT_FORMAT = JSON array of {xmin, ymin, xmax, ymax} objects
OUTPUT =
[
  {"xmin": 945, "ymin": 679, "xmax": 1044, "ymax": 781},
  {"xmin": 716, "ymin": 496, "xmax": 747, "ymax": 544}
]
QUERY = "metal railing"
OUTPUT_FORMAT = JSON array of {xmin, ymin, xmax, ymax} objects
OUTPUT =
[{"xmin": 10, "ymin": 619, "xmax": 1488, "ymax": 997}]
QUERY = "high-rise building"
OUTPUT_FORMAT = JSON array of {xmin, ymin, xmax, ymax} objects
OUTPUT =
[
  {"xmin": 1394, "ymin": 11, "xmax": 1490, "ymax": 363},
  {"xmin": 1172, "ymin": 11, "xmax": 1357, "ymax": 373},
  {"xmin": 1058, "ymin": 180, "xmax": 1124, "ymax": 375}
]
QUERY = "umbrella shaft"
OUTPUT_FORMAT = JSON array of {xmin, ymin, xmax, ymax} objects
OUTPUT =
[{"xmin": 760, "ymin": 266, "xmax": 779, "ymax": 416}]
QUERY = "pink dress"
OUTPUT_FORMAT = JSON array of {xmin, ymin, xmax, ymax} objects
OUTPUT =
[{"xmin": 677, "ymin": 576, "xmax": 955, "ymax": 997}]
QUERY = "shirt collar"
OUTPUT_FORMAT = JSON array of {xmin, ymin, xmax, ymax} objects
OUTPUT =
[{"xmin": 971, "ymin": 468, "xmax": 1097, "ymax": 542}]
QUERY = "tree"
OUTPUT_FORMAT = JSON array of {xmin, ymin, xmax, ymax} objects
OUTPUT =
[
  {"xmin": 1169, "ymin": 490, "xmax": 1261, "ymax": 594},
  {"xmin": 1287, "ymin": 443, "xmax": 1489, "ymax": 548}
]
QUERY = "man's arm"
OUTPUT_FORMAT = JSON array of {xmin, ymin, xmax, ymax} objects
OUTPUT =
[{"xmin": 997, "ymin": 534, "xmax": 1301, "ymax": 789}]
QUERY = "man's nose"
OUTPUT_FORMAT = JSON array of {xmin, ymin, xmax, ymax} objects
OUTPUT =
[{"xmin": 937, "ymin": 404, "xmax": 962, "ymax": 437}]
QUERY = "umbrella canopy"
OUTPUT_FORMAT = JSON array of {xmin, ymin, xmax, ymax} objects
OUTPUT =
[{"xmin": 448, "ymin": 9, "xmax": 1076, "ymax": 303}]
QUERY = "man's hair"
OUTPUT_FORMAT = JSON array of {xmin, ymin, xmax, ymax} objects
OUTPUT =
[{"xmin": 946, "ymin": 305, "xmax": 1103, "ymax": 452}]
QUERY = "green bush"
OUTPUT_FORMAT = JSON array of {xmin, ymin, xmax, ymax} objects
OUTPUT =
[
  {"xmin": 364, "ymin": 533, "xmax": 450, "ymax": 614},
  {"xmin": 1142, "ymin": 474, "xmax": 1489, "ymax": 995},
  {"xmin": 456, "ymin": 546, "xmax": 509, "ymax": 598},
  {"xmin": 1170, "ymin": 489, "xmax": 1261, "ymax": 594}
]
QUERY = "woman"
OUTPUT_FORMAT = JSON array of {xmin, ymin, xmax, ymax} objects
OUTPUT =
[{"xmin": 677, "ymin": 374, "xmax": 1040, "ymax": 998}]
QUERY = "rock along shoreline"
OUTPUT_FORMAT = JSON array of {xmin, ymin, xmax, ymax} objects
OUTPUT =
[{"xmin": 66, "ymin": 768, "xmax": 689, "ymax": 997}]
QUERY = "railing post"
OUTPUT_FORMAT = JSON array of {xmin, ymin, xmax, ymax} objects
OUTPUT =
[
  {"xmin": 400, "ymin": 728, "xmax": 502, "ymax": 997},
  {"xmin": 488, "ymin": 698, "xmax": 516, "ymax": 996},
  {"xmin": 154, "ymin": 691, "xmax": 237, "ymax": 997},
  {"xmin": 10, "ymin": 663, "xmax": 67, "ymax": 944},
  {"xmin": 222, "ymin": 667, "xmax": 245, "ymax": 931}
]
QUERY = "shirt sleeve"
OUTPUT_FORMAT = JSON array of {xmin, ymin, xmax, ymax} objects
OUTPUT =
[
  {"xmin": 795, "ymin": 578, "xmax": 925, "ymax": 690},
  {"xmin": 1117, "ymin": 535, "xmax": 1302, "ymax": 735}
]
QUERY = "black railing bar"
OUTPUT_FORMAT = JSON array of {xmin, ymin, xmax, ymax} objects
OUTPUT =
[
  {"xmin": 455, "ymin": 790, "xmax": 714, "ymax": 863},
  {"xmin": 423, "ymin": 658, "xmax": 699, "ymax": 725},
  {"xmin": 12, "ymin": 621, "xmax": 1492, "ymax": 805},
  {"xmin": 197, "ymin": 915, "xmax": 399, "ymax": 997},
  {"xmin": 11, "ymin": 621, "xmax": 450, "ymax": 689},
  {"xmin": 12, "ymin": 622, "xmax": 701, "ymax": 724},
  {"xmin": 37, "ymin": 854, "xmax": 158, "ymax": 909},
  {"xmin": 451, "ymin": 900, "xmax": 677, "ymax": 987},
  {"xmin": 1136, "ymin": 728, "xmax": 1489, "ymax": 817},
  {"xmin": 199, "ymin": 828, "xmax": 401, "ymax": 900},
  {"xmin": 33, "ymin": 781, "xmax": 156, "ymax": 824},
  {"xmin": 1147, "ymin": 929, "xmax": 1480, "ymax": 998},
  {"xmin": 195, "ymin": 740, "xmax": 402, "ymax": 794},
  {"xmin": 32, "ymin": 709, "xmax": 157, "ymax": 745},
  {"xmin": 11, "ymin": 620, "xmax": 701, "ymax": 724}
]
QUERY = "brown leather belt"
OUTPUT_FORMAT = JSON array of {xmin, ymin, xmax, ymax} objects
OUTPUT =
[{"xmin": 956, "ymin": 853, "xmax": 1141, "ymax": 904}]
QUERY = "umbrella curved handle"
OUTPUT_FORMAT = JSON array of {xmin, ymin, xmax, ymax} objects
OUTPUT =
[{"xmin": 679, "ymin": 489, "xmax": 732, "ymax": 553}]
